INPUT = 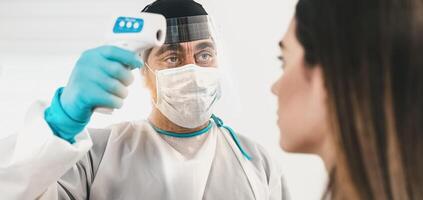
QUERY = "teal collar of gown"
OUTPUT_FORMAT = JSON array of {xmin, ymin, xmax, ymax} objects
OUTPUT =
[
  {"xmin": 149, "ymin": 114, "xmax": 252, "ymax": 160},
  {"xmin": 149, "ymin": 121, "xmax": 213, "ymax": 138}
]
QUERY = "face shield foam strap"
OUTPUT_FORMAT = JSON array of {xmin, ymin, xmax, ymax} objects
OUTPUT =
[
  {"xmin": 165, "ymin": 15, "xmax": 214, "ymax": 44},
  {"xmin": 211, "ymin": 115, "xmax": 252, "ymax": 160}
]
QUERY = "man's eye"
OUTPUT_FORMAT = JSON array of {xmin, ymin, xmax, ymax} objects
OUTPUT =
[
  {"xmin": 196, "ymin": 51, "xmax": 214, "ymax": 63},
  {"xmin": 200, "ymin": 53, "xmax": 211, "ymax": 60},
  {"xmin": 165, "ymin": 56, "xmax": 179, "ymax": 63}
]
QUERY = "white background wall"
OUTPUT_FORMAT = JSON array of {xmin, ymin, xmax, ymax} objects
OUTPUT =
[{"xmin": 0, "ymin": 0, "xmax": 327, "ymax": 199}]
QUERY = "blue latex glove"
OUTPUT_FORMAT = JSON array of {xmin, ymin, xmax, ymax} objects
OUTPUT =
[{"xmin": 45, "ymin": 46, "xmax": 143, "ymax": 143}]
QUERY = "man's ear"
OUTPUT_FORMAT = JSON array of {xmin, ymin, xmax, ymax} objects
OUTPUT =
[
  {"xmin": 140, "ymin": 67, "xmax": 147, "ymax": 76},
  {"xmin": 139, "ymin": 50, "xmax": 151, "ymax": 81},
  {"xmin": 141, "ymin": 68, "xmax": 152, "ymax": 87}
]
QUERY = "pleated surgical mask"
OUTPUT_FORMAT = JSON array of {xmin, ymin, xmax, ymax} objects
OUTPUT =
[{"xmin": 146, "ymin": 63, "xmax": 221, "ymax": 128}]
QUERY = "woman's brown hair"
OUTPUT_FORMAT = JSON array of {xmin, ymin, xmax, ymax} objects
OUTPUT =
[{"xmin": 295, "ymin": 0, "xmax": 423, "ymax": 199}]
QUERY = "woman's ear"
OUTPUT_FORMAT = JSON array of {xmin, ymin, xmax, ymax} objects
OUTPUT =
[{"xmin": 310, "ymin": 65, "xmax": 327, "ymax": 100}]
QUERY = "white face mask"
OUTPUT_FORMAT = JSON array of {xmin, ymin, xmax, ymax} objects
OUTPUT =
[{"xmin": 146, "ymin": 63, "xmax": 222, "ymax": 129}]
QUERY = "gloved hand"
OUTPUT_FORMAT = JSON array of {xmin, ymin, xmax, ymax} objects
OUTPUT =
[{"xmin": 45, "ymin": 46, "xmax": 143, "ymax": 143}]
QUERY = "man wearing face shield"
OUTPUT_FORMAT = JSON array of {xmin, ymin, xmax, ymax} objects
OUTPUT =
[{"xmin": 0, "ymin": 0, "xmax": 289, "ymax": 199}]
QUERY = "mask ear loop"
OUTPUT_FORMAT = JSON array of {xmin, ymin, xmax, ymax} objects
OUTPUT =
[
  {"xmin": 144, "ymin": 62, "xmax": 161, "ymax": 108},
  {"xmin": 144, "ymin": 62, "xmax": 156, "ymax": 74}
]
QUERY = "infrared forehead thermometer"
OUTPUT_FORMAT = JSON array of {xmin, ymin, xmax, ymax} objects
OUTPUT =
[
  {"xmin": 107, "ymin": 13, "xmax": 166, "ymax": 51},
  {"xmin": 95, "ymin": 13, "xmax": 166, "ymax": 114}
]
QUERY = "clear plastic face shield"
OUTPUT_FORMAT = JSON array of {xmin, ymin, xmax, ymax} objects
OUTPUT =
[
  {"xmin": 142, "ymin": 15, "xmax": 220, "ymax": 129},
  {"xmin": 144, "ymin": 15, "xmax": 218, "ymax": 70},
  {"xmin": 139, "ymin": 14, "xmax": 241, "ymax": 130}
]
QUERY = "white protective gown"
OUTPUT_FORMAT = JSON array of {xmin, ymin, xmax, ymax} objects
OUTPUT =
[{"xmin": 0, "ymin": 101, "xmax": 290, "ymax": 200}]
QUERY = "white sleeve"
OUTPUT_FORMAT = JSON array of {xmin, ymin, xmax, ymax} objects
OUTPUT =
[
  {"xmin": 0, "ymin": 101, "xmax": 93, "ymax": 200},
  {"xmin": 255, "ymin": 144, "xmax": 290, "ymax": 200},
  {"xmin": 266, "ymin": 154, "xmax": 290, "ymax": 200}
]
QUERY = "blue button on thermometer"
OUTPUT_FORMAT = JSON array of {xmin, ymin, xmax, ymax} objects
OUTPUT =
[{"xmin": 113, "ymin": 17, "xmax": 144, "ymax": 33}]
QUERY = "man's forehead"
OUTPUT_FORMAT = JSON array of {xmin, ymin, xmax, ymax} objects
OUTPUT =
[{"xmin": 152, "ymin": 39, "xmax": 215, "ymax": 54}]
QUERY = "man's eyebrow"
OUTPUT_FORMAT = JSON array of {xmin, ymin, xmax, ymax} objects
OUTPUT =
[
  {"xmin": 155, "ymin": 43, "xmax": 183, "ymax": 56},
  {"xmin": 195, "ymin": 41, "xmax": 216, "ymax": 51}
]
